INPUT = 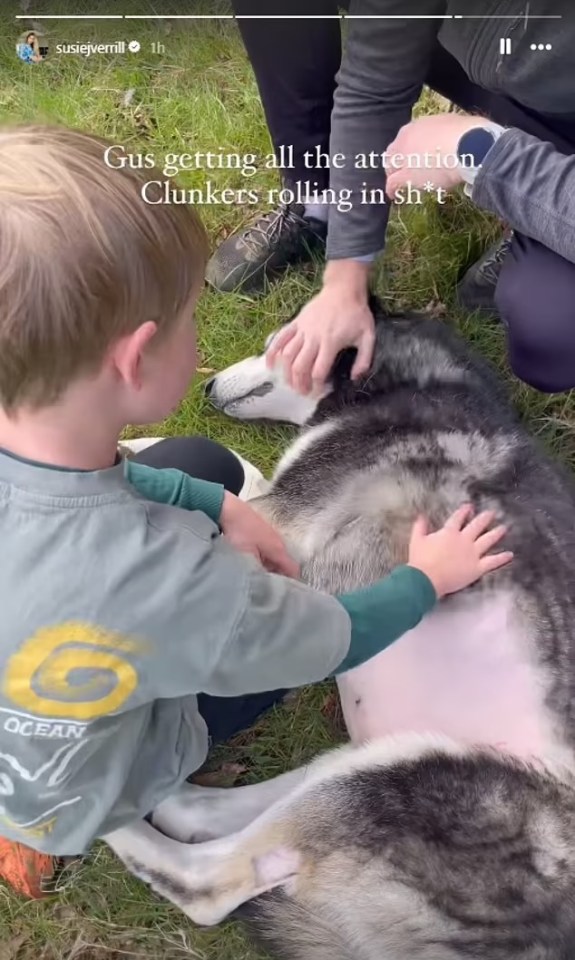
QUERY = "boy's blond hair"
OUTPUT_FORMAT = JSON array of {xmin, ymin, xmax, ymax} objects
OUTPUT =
[{"xmin": 0, "ymin": 124, "xmax": 208, "ymax": 412}]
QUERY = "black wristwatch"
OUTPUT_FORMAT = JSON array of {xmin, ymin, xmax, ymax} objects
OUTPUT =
[{"xmin": 457, "ymin": 122, "xmax": 505, "ymax": 196}]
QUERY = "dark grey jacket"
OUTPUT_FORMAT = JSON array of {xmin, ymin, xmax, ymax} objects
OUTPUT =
[{"xmin": 327, "ymin": 1, "xmax": 575, "ymax": 263}]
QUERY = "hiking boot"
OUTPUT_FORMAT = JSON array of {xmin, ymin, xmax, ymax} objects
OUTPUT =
[
  {"xmin": 456, "ymin": 234, "xmax": 513, "ymax": 316},
  {"xmin": 205, "ymin": 201, "xmax": 327, "ymax": 294}
]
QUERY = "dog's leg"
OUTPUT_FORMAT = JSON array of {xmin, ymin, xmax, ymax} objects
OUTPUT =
[
  {"xmin": 107, "ymin": 745, "xmax": 363, "ymax": 924},
  {"xmin": 152, "ymin": 766, "xmax": 309, "ymax": 842},
  {"xmin": 109, "ymin": 737, "xmax": 473, "ymax": 928},
  {"xmin": 103, "ymin": 814, "xmax": 302, "ymax": 927}
]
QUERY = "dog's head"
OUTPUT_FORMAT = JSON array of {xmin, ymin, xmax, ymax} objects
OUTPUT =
[
  {"xmin": 205, "ymin": 297, "xmax": 494, "ymax": 426},
  {"xmin": 204, "ymin": 328, "xmax": 326, "ymax": 425}
]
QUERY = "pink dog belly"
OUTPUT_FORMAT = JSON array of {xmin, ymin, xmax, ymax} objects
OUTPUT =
[{"xmin": 337, "ymin": 592, "xmax": 551, "ymax": 758}]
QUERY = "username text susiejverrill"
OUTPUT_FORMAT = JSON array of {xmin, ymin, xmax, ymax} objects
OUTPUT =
[{"xmin": 56, "ymin": 41, "xmax": 128, "ymax": 57}]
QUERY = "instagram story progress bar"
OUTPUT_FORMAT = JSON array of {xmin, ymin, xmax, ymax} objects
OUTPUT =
[
  {"xmin": 15, "ymin": 12, "xmax": 564, "ymax": 19},
  {"xmin": 13, "ymin": 8, "xmax": 562, "ymax": 48}
]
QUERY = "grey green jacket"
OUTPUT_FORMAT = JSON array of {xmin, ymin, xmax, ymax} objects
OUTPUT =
[
  {"xmin": 327, "ymin": 0, "xmax": 575, "ymax": 263},
  {"xmin": 0, "ymin": 450, "xmax": 435, "ymax": 855}
]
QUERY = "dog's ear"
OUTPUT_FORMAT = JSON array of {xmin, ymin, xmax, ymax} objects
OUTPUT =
[
  {"xmin": 367, "ymin": 290, "xmax": 386, "ymax": 322},
  {"xmin": 330, "ymin": 290, "xmax": 386, "ymax": 385},
  {"xmin": 280, "ymin": 291, "xmax": 383, "ymax": 384},
  {"xmin": 331, "ymin": 347, "xmax": 357, "ymax": 385}
]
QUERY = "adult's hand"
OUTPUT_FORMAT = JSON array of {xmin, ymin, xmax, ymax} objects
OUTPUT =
[
  {"xmin": 385, "ymin": 113, "xmax": 482, "ymax": 199},
  {"xmin": 266, "ymin": 260, "xmax": 375, "ymax": 395}
]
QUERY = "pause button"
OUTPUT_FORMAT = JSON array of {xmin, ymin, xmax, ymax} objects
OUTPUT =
[{"xmin": 499, "ymin": 38, "xmax": 512, "ymax": 55}]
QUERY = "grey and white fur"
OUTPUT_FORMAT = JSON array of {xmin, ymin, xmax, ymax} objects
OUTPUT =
[{"xmin": 104, "ymin": 300, "xmax": 575, "ymax": 960}]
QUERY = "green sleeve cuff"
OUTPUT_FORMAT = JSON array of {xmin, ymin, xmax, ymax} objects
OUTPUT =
[
  {"xmin": 333, "ymin": 565, "xmax": 437, "ymax": 674},
  {"xmin": 125, "ymin": 460, "xmax": 225, "ymax": 524}
]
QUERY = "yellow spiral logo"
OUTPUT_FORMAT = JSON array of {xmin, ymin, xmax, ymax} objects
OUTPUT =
[{"xmin": 2, "ymin": 622, "xmax": 141, "ymax": 720}]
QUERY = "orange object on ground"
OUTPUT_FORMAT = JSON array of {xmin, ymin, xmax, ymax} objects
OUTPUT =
[{"xmin": 0, "ymin": 836, "xmax": 58, "ymax": 899}]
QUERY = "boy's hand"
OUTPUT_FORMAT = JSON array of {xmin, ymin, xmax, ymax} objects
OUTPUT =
[
  {"xmin": 220, "ymin": 493, "xmax": 300, "ymax": 578},
  {"xmin": 408, "ymin": 504, "xmax": 513, "ymax": 599}
]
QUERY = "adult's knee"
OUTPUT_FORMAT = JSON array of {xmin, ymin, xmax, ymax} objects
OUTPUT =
[
  {"xmin": 495, "ymin": 247, "xmax": 575, "ymax": 393},
  {"xmin": 133, "ymin": 436, "xmax": 245, "ymax": 494}
]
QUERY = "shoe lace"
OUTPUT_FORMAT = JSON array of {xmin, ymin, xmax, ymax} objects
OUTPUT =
[
  {"xmin": 482, "ymin": 235, "xmax": 512, "ymax": 282},
  {"xmin": 492, "ymin": 236, "xmax": 512, "ymax": 263},
  {"xmin": 238, "ymin": 202, "xmax": 305, "ymax": 254}
]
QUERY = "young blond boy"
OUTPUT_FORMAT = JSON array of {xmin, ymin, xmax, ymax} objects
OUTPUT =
[{"xmin": 0, "ymin": 125, "xmax": 511, "ymax": 890}]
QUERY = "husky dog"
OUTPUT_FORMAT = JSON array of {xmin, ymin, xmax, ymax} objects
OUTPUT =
[{"xmin": 105, "ymin": 301, "xmax": 575, "ymax": 959}]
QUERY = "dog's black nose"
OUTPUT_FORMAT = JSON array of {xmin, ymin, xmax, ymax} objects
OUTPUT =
[{"xmin": 204, "ymin": 376, "xmax": 215, "ymax": 397}]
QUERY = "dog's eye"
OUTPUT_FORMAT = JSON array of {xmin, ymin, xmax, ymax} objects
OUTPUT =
[{"xmin": 249, "ymin": 382, "xmax": 273, "ymax": 398}]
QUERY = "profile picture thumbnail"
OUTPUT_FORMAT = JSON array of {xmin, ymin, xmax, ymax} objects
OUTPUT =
[{"xmin": 16, "ymin": 30, "xmax": 48, "ymax": 63}]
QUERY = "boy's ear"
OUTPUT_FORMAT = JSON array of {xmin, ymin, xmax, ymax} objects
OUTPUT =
[{"xmin": 109, "ymin": 321, "xmax": 158, "ymax": 389}]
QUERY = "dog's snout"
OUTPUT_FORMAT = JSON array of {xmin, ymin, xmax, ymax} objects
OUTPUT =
[{"xmin": 204, "ymin": 376, "xmax": 215, "ymax": 397}]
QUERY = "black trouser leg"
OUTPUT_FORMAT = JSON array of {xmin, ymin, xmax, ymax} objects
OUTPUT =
[
  {"xmin": 231, "ymin": 0, "xmax": 343, "ymax": 190},
  {"xmin": 131, "ymin": 436, "xmax": 244, "ymax": 494}
]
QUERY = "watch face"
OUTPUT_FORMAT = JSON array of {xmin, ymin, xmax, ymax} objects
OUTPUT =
[{"xmin": 458, "ymin": 128, "xmax": 497, "ymax": 168}]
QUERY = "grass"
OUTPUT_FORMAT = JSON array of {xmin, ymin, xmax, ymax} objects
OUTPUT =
[{"xmin": 1, "ymin": 4, "xmax": 575, "ymax": 958}]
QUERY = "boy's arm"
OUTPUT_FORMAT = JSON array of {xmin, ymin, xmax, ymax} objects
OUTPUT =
[
  {"xmin": 133, "ymin": 502, "xmax": 507, "ymax": 698},
  {"xmin": 334, "ymin": 565, "xmax": 436, "ymax": 673},
  {"xmin": 208, "ymin": 563, "xmax": 437, "ymax": 693},
  {"xmin": 136, "ymin": 510, "xmax": 437, "ymax": 699},
  {"xmin": 197, "ymin": 559, "xmax": 436, "ymax": 695},
  {"xmin": 125, "ymin": 459, "xmax": 224, "ymax": 525}
]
